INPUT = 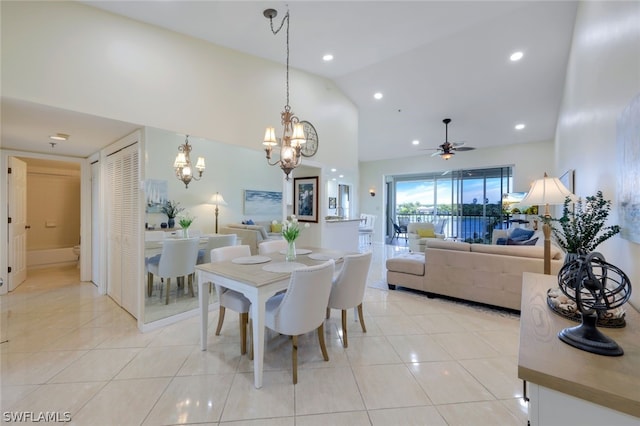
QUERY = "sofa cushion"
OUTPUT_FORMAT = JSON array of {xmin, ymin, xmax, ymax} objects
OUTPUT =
[
  {"xmin": 507, "ymin": 237, "xmax": 538, "ymax": 246},
  {"xmin": 509, "ymin": 228, "xmax": 535, "ymax": 241},
  {"xmin": 417, "ymin": 228, "xmax": 435, "ymax": 238},
  {"xmin": 471, "ymin": 243, "xmax": 562, "ymax": 259},
  {"xmin": 426, "ymin": 239, "xmax": 471, "ymax": 251},
  {"xmin": 386, "ymin": 253, "xmax": 425, "ymax": 276},
  {"xmin": 271, "ymin": 223, "xmax": 283, "ymax": 233}
]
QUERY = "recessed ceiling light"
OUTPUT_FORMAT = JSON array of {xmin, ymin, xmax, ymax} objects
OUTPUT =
[
  {"xmin": 412, "ymin": 140, "xmax": 420, "ymax": 145},
  {"xmin": 332, "ymin": 178, "xmax": 337, "ymax": 181},
  {"xmin": 515, "ymin": 123, "xmax": 526, "ymax": 130},
  {"xmin": 49, "ymin": 133, "xmax": 69, "ymax": 141},
  {"xmin": 339, "ymin": 174, "xmax": 344, "ymax": 178},
  {"xmin": 331, "ymin": 168, "xmax": 337, "ymax": 172},
  {"xmin": 322, "ymin": 54, "xmax": 334, "ymax": 62},
  {"xmin": 510, "ymin": 51, "xmax": 524, "ymax": 61},
  {"xmin": 374, "ymin": 92, "xmax": 383, "ymax": 100}
]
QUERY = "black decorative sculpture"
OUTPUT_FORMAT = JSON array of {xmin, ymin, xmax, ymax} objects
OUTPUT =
[{"xmin": 557, "ymin": 252, "xmax": 632, "ymax": 356}]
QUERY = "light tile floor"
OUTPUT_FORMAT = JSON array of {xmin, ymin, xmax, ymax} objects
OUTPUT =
[{"xmin": 1, "ymin": 243, "xmax": 528, "ymax": 425}]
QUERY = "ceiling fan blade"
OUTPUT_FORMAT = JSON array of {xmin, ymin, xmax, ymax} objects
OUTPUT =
[
  {"xmin": 451, "ymin": 141, "xmax": 466, "ymax": 147},
  {"xmin": 430, "ymin": 151, "xmax": 441, "ymax": 157},
  {"xmin": 454, "ymin": 146, "xmax": 475, "ymax": 152}
]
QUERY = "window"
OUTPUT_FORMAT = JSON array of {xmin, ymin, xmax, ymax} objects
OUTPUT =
[{"xmin": 390, "ymin": 167, "xmax": 512, "ymax": 243}]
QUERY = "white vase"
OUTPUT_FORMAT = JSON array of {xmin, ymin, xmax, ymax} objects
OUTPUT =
[{"xmin": 182, "ymin": 228, "xmax": 189, "ymax": 238}]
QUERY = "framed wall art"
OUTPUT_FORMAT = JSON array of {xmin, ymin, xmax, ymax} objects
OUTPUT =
[
  {"xmin": 244, "ymin": 190, "xmax": 283, "ymax": 216},
  {"xmin": 145, "ymin": 179, "xmax": 168, "ymax": 213},
  {"xmin": 293, "ymin": 176, "xmax": 318, "ymax": 222},
  {"xmin": 617, "ymin": 93, "xmax": 640, "ymax": 243},
  {"xmin": 328, "ymin": 197, "xmax": 337, "ymax": 209}
]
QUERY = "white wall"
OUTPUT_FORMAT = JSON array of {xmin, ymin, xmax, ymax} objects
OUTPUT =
[
  {"xmin": 555, "ymin": 1, "xmax": 640, "ymax": 308},
  {"xmin": 359, "ymin": 140, "xmax": 556, "ymax": 241},
  {"xmin": 2, "ymin": 1, "xmax": 359, "ymax": 180}
]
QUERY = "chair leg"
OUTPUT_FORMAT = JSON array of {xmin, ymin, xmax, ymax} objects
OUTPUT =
[
  {"xmin": 215, "ymin": 306, "xmax": 226, "ymax": 336},
  {"xmin": 317, "ymin": 323, "xmax": 329, "ymax": 362},
  {"xmin": 341, "ymin": 309, "xmax": 348, "ymax": 348},
  {"xmin": 357, "ymin": 303, "xmax": 367, "ymax": 333},
  {"xmin": 239, "ymin": 312, "xmax": 248, "ymax": 355},
  {"xmin": 165, "ymin": 278, "xmax": 171, "ymax": 305},
  {"xmin": 249, "ymin": 318, "xmax": 254, "ymax": 360},
  {"xmin": 326, "ymin": 307, "xmax": 330, "ymax": 319},
  {"xmin": 147, "ymin": 272, "xmax": 153, "ymax": 297},
  {"xmin": 292, "ymin": 335, "xmax": 298, "ymax": 384},
  {"xmin": 188, "ymin": 273, "xmax": 194, "ymax": 297}
]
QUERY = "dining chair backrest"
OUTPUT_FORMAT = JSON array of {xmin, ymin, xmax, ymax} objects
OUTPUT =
[
  {"xmin": 328, "ymin": 252, "xmax": 372, "ymax": 310},
  {"xmin": 189, "ymin": 229, "xmax": 203, "ymax": 238},
  {"xmin": 258, "ymin": 239, "xmax": 288, "ymax": 255},
  {"xmin": 157, "ymin": 237, "xmax": 200, "ymax": 278},
  {"xmin": 145, "ymin": 230, "xmax": 166, "ymax": 242},
  {"xmin": 200, "ymin": 234, "xmax": 238, "ymax": 263},
  {"xmin": 210, "ymin": 244, "xmax": 251, "ymax": 262},
  {"xmin": 269, "ymin": 260, "xmax": 335, "ymax": 336}
]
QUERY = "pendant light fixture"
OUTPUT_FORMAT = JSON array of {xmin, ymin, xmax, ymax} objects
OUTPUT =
[{"xmin": 261, "ymin": 8, "xmax": 306, "ymax": 181}]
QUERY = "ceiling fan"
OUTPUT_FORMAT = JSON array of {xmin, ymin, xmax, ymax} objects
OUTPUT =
[{"xmin": 427, "ymin": 118, "xmax": 475, "ymax": 160}]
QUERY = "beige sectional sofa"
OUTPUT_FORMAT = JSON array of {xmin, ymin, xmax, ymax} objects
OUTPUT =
[
  {"xmin": 407, "ymin": 222, "xmax": 445, "ymax": 252},
  {"xmin": 386, "ymin": 239, "xmax": 564, "ymax": 311},
  {"xmin": 219, "ymin": 222, "xmax": 282, "ymax": 254}
]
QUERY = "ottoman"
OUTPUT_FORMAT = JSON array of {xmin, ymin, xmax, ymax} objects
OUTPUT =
[{"xmin": 386, "ymin": 252, "xmax": 425, "ymax": 291}]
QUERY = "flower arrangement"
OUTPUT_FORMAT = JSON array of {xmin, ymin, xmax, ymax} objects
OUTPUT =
[
  {"xmin": 551, "ymin": 191, "xmax": 620, "ymax": 254},
  {"xmin": 161, "ymin": 200, "xmax": 184, "ymax": 219},
  {"xmin": 275, "ymin": 215, "xmax": 310, "ymax": 243},
  {"xmin": 178, "ymin": 212, "xmax": 195, "ymax": 229}
]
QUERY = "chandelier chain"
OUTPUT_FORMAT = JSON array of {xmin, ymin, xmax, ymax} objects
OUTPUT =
[{"xmin": 268, "ymin": 10, "xmax": 291, "ymax": 107}]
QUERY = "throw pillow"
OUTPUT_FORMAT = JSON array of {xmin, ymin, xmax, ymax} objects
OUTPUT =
[
  {"xmin": 509, "ymin": 228, "xmax": 535, "ymax": 241},
  {"xmin": 246, "ymin": 219, "xmax": 255, "ymax": 225},
  {"xmin": 417, "ymin": 228, "xmax": 435, "ymax": 238},
  {"xmin": 507, "ymin": 237, "xmax": 539, "ymax": 246},
  {"xmin": 271, "ymin": 223, "xmax": 283, "ymax": 233},
  {"xmin": 496, "ymin": 237, "xmax": 507, "ymax": 245}
]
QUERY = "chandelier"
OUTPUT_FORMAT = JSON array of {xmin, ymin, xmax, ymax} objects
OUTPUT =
[
  {"xmin": 262, "ymin": 8, "xmax": 306, "ymax": 181},
  {"xmin": 174, "ymin": 135, "xmax": 205, "ymax": 188}
]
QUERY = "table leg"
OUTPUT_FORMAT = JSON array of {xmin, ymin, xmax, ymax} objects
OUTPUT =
[
  {"xmin": 198, "ymin": 271, "xmax": 208, "ymax": 351},
  {"xmin": 251, "ymin": 296, "xmax": 267, "ymax": 389}
]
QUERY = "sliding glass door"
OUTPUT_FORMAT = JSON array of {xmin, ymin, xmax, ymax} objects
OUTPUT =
[{"xmin": 391, "ymin": 167, "xmax": 512, "ymax": 243}]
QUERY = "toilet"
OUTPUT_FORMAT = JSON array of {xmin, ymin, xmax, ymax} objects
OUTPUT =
[{"xmin": 73, "ymin": 245, "xmax": 81, "ymax": 268}]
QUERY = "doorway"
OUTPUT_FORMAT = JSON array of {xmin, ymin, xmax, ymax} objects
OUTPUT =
[{"xmin": 338, "ymin": 184, "xmax": 350, "ymax": 219}]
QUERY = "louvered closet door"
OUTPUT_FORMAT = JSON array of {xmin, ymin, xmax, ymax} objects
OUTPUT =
[
  {"xmin": 120, "ymin": 146, "xmax": 139, "ymax": 316},
  {"xmin": 106, "ymin": 154, "xmax": 123, "ymax": 306}
]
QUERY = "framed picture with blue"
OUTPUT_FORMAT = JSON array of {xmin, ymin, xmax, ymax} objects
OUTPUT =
[{"xmin": 293, "ymin": 176, "xmax": 318, "ymax": 222}]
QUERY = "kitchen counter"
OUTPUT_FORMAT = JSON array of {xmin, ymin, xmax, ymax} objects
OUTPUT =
[{"xmin": 322, "ymin": 219, "xmax": 360, "ymax": 252}]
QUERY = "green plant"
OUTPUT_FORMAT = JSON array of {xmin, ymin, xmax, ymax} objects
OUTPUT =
[
  {"xmin": 551, "ymin": 191, "xmax": 620, "ymax": 254},
  {"xmin": 277, "ymin": 215, "xmax": 310, "ymax": 242},
  {"xmin": 178, "ymin": 213, "xmax": 194, "ymax": 229},
  {"xmin": 161, "ymin": 200, "xmax": 184, "ymax": 219}
]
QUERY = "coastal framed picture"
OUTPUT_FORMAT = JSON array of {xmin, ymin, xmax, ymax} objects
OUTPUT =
[
  {"xmin": 293, "ymin": 176, "xmax": 318, "ymax": 222},
  {"xmin": 243, "ymin": 190, "xmax": 283, "ymax": 216}
]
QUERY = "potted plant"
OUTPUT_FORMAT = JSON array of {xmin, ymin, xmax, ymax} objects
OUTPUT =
[
  {"xmin": 275, "ymin": 215, "xmax": 310, "ymax": 261},
  {"xmin": 551, "ymin": 191, "xmax": 620, "ymax": 260},
  {"xmin": 161, "ymin": 200, "xmax": 184, "ymax": 229}
]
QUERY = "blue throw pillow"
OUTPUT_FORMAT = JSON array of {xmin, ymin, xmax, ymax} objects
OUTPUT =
[
  {"xmin": 509, "ymin": 228, "xmax": 535, "ymax": 241},
  {"xmin": 246, "ymin": 219, "xmax": 255, "ymax": 225},
  {"xmin": 507, "ymin": 237, "xmax": 538, "ymax": 246},
  {"xmin": 496, "ymin": 237, "xmax": 507, "ymax": 245}
]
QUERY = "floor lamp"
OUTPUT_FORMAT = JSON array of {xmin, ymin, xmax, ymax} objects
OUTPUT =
[
  {"xmin": 520, "ymin": 173, "xmax": 574, "ymax": 274},
  {"xmin": 210, "ymin": 192, "xmax": 227, "ymax": 234}
]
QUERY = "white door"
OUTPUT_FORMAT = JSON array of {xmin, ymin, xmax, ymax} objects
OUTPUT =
[
  {"xmin": 91, "ymin": 160, "xmax": 100, "ymax": 286},
  {"xmin": 8, "ymin": 157, "xmax": 27, "ymax": 290}
]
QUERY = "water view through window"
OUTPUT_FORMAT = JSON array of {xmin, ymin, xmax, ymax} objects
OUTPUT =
[{"xmin": 391, "ymin": 167, "xmax": 512, "ymax": 243}]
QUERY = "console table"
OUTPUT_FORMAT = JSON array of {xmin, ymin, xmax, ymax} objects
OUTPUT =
[{"xmin": 519, "ymin": 272, "xmax": 640, "ymax": 425}]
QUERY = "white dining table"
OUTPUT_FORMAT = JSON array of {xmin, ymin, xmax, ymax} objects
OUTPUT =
[{"xmin": 196, "ymin": 247, "xmax": 348, "ymax": 389}]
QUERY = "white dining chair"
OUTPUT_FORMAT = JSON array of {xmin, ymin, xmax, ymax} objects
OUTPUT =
[
  {"xmin": 210, "ymin": 244, "xmax": 252, "ymax": 354},
  {"xmin": 265, "ymin": 259, "xmax": 335, "ymax": 384},
  {"xmin": 147, "ymin": 237, "xmax": 200, "ymax": 305},
  {"xmin": 144, "ymin": 231, "xmax": 166, "ymax": 289},
  {"xmin": 326, "ymin": 252, "xmax": 372, "ymax": 348},
  {"xmin": 258, "ymin": 239, "xmax": 288, "ymax": 255},
  {"xmin": 198, "ymin": 234, "xmax": 237, "ymax": 264}
]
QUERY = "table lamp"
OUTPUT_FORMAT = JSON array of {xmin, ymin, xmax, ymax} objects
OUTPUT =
[
  {"xmin": 520, "ymin": 173, "xmax": 574, "ymax": 274},
  {"xmin": 210, "ymin": 192, "xmax": 227, "ymax": 234}
]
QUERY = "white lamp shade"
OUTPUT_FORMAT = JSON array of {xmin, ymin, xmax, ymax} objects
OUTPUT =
[
  {"xmin": 263, "ymin": 127, "xmax": 277, "ymax": 145},
  {"xmin": 174, "ymin": 152, "xmax": 187, "ymax": 167},
  {"xmin": 291, "ymin": 123, "xmax": 306, "ymax": 146},
  {"xmin": 210, "ymin": 192, "xmax": 227, "ymax": 206},
  {"xmin": 521, "ymin": 174, "xmax": 575, "ymax": 206},
  {"xmin": 195, "ymin": 156, "xmax": 206, "ymax": 170},
  {"xmin": 182, "ymin": 165, "xmax": 192, "ymax": 177}
]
